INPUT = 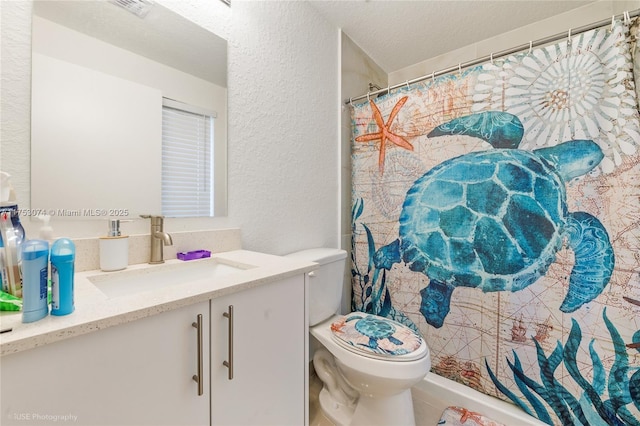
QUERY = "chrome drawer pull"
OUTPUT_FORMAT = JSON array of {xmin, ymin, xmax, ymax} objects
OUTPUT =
[
  {"xmin": 192, "ymin": 314, "xmax": 204, "ymax": 395},
  {"xmin": 223, "ymin": 305, "xmax": 234, "ymax": 380}
]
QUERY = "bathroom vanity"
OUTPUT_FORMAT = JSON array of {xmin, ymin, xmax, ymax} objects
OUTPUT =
[{"xmin": 0, "ymin": 250, "xmax": 315, "ymax": 426}]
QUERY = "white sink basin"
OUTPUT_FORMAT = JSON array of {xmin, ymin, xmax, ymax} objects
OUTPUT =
[{"xmin": 88, "ymin": 258, "xmax": 254, "ymax": 298}]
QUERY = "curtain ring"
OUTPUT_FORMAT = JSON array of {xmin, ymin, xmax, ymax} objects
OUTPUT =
[{"xmin": 528, "ymin": 41, "xmax": 533, "ymax": 54}]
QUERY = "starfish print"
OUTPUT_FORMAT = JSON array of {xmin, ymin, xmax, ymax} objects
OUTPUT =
[
  {"xmin": 451, "ymin": 407, "xmax": 485, "ymax": 425},
  {"xmin": 331, "ymin": 318, "xmax": 346, "ymax": 333},
  {"xmin": 355, "ymin": 96, "xmax": 413, "ymax": 174}
]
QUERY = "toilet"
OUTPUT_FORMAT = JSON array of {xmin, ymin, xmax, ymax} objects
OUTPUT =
[{"xmin": 286, "ymin": 248, "xmax": 431, "ymax": 426}]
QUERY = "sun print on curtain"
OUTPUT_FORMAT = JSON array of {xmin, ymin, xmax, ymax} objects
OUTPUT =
[{"xmin": 350, "ymin": 20, "xmax": 640, "ymax": 425}]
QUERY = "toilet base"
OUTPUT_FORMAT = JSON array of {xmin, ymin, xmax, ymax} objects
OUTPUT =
[
  {"xmin": 319, "ymin": 386, "xmax": 416, "ymax": 426},
  {"xmin": 318, "ymin": 387, "xmax": 354, "ymax": 426},
  {"xmin": 351, "ymin": 389, "xmax": 416, "ymax": 426}
]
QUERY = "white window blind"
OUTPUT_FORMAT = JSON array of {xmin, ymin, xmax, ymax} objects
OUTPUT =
[{"xmin": 162, "ymin": 98, "xmax": 216, "ymax": 217}]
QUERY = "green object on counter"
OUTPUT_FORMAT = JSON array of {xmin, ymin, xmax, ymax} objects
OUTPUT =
[{"xmin": 0, "ymin": 289, "xmax": 22, "ymax": 311}]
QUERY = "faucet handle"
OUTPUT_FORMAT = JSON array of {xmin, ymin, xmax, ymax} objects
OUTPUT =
[{"xmin": 140, "ymin": 214, "xmax": 165, "ymax": 226}]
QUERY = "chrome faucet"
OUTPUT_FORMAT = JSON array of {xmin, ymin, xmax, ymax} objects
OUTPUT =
[{"xmin": 140, "ymin": 215, "xmax": 173, "ymax": 264}]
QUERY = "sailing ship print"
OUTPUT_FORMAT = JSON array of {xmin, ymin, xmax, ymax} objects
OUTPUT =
[
  {"xmin": 507, "ymin": 314, "xmax": 555, "ymax": 348},
  {"xmin": 533, "ymin": 315, "xmax": 555, "ymax": 346},
  {"xmin": 510, "ymin": 314, "xmax": 528, "ymax": 343}
]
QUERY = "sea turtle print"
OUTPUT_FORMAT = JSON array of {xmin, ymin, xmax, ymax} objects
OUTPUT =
[
  {"xmin": 352, "ymin": 314, "xmax": 403, "ymax": 348},
  {"xmin": 374, "ymin": 111, "xmax": 615, "ymax": 328},
  {"xmin": 331, "ymin": 313, "xmax": 423, "ymax": 355}
]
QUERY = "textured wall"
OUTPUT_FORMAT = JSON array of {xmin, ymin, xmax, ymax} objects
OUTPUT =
[
  {"xmin": 0, "ymin": 1, "xmax": 32, "ymax": 210},
  {"xmin": 227, "ymin": 1, "xmax": 340, "ymax": 254},
  {"xmin": 0, "ymin": 0, "xmax": 340, "ymax": 255}
]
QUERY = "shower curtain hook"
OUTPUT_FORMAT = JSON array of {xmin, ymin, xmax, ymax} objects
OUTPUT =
[
  {"xmin": 528, "ymin": 41, "xmax": 533, "ymax": 55},
  {"xmin": 611, "ymin": 15, "xmax": 616, "ymax": 31},
  {"xmin": 431, "ymin": 71, "xmax": 435, "ymax": 83},
  {"xmin": 405, "ymin": 80, "xmax": 410, "ymax": 89},
  {"xmin": 624, "ymin": 11, "xmax": 631, "ymax": 24},
  {"xmin": 367, "ymin": 92, "xmax": 370, "ymax": 102},
  {"xmin": 458, "ymin": 63, "xmax": 462, "ymax": 75},
  {"xmin": 567, "ymin": 28, "xmax": 572, "ymax": 45},
  {"xmin": 490, "ymin": 53, "xmax": 494, "ymax": 65},
  {"xmin": 349, "ymin": 97, "xmax": 353, "ymax": 107}
]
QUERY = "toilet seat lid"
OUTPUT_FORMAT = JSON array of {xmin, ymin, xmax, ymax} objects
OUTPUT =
[{"xmin": 330, "ymin": 313, "xmax": 424, "ymax": 361}]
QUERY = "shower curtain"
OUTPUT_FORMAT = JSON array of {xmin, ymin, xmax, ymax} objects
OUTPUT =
[{"xmin": 350, "ymin": 19, "xmax": 640, "ymax": 426}]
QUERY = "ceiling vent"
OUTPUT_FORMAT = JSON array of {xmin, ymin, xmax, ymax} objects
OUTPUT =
[{"xmin": 109, "ymin": 0, "xmax": 155, "ymax": 19}]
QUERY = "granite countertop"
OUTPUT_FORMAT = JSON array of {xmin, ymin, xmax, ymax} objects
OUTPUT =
[{"xmin": 0, "ymin": 250, "xmax": 317, "ymax": 356}]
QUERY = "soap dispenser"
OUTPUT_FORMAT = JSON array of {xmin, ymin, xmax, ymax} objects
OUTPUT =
[{"xmin": 99, "ymin": 219, "xmax": 129, "ymax": 271}]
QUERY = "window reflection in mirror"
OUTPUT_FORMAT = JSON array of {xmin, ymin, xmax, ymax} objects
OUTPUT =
[
  {"xmin": 30, "ymin": 0, "xmax": 227, "ymax": 219},
  {"xmin": 161, "ymin": 98, "xmax": 216, "ymax": 217}
]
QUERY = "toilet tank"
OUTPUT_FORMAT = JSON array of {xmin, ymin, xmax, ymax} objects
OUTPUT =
[{"xmin": 285, "ymin": 248, "xmax": 347, "ymax": 326}]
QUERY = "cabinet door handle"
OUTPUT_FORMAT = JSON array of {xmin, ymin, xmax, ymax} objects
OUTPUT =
[
  {"xmin": 192, "ymin": 314, "xmax": 204, "ymax": 396},
  {"xmin": 222, "ymin": 305, "xmax": 234, "ymax": 380}
]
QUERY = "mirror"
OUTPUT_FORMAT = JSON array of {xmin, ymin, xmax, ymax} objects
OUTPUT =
[{"xmin": 30, "ymin": 0, "xmax": 227, "ymax": 219}]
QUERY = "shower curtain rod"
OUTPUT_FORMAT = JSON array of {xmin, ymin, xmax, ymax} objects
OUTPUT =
[{"xmin": 345, "ymin": 8, "xmax": 640, "ymax": 105}]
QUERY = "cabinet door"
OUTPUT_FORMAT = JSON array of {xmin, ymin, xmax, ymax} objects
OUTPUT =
[
  {"xmin": 211, "ymin": 275, "xmax": 306, "ymax": 426},
  {"xmin": 1, "ymin": 301, "xmax": 210, "ymax": 426}
]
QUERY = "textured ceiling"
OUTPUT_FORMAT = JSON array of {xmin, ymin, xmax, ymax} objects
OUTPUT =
[
  {"xmin": 32, "ymin": 1, "xmax": 597, "ymax": 83},
  {"xmin": 310, "ymin": 0, "xmax": 596, "ymax": 73}
]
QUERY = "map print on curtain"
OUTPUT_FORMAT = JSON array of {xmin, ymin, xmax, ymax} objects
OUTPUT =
[{"xmin": 350, "ymin": 20, "xmax": 640, "ymax": 426}]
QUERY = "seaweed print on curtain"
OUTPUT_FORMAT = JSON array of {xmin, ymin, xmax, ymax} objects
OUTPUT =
[{"xmin": 350, "ymin": 20, "xmax": 640, "ymax": 426}]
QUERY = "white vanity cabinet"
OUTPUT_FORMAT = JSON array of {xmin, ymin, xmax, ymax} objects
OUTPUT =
[
  {"xmin": 1, "ymin": 269, "xmax": 310, "ymax": 426},
  {"xmin": 210, "ymin": 274, "xmax": 307, "ymax": 426},
  {"xmin": 1, "ymin": 301, "xmax": 210, "ymax": 426}
]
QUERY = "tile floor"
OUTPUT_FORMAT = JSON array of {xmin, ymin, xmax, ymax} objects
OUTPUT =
[{"xmin": 309, "ymin": 367, "xmax": 441, "ymax": 426}]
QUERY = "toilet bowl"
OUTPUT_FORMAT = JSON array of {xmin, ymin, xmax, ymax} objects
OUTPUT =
[
  {"xmin": 312, "ymin": 314, "xmax": 430, "ymax": 425},
  {"xmin": 286, "ymin": 248, "xmax": 431, "ymax": 426}
]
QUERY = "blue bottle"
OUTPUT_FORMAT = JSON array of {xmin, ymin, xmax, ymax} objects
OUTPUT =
[
  {"xmin": 21, "ymin": 240, "xmax": 49, "ymax": 323},
  {"xmin": 51, "ymin": 238, "xmax": 75, "ymax": 316}
]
